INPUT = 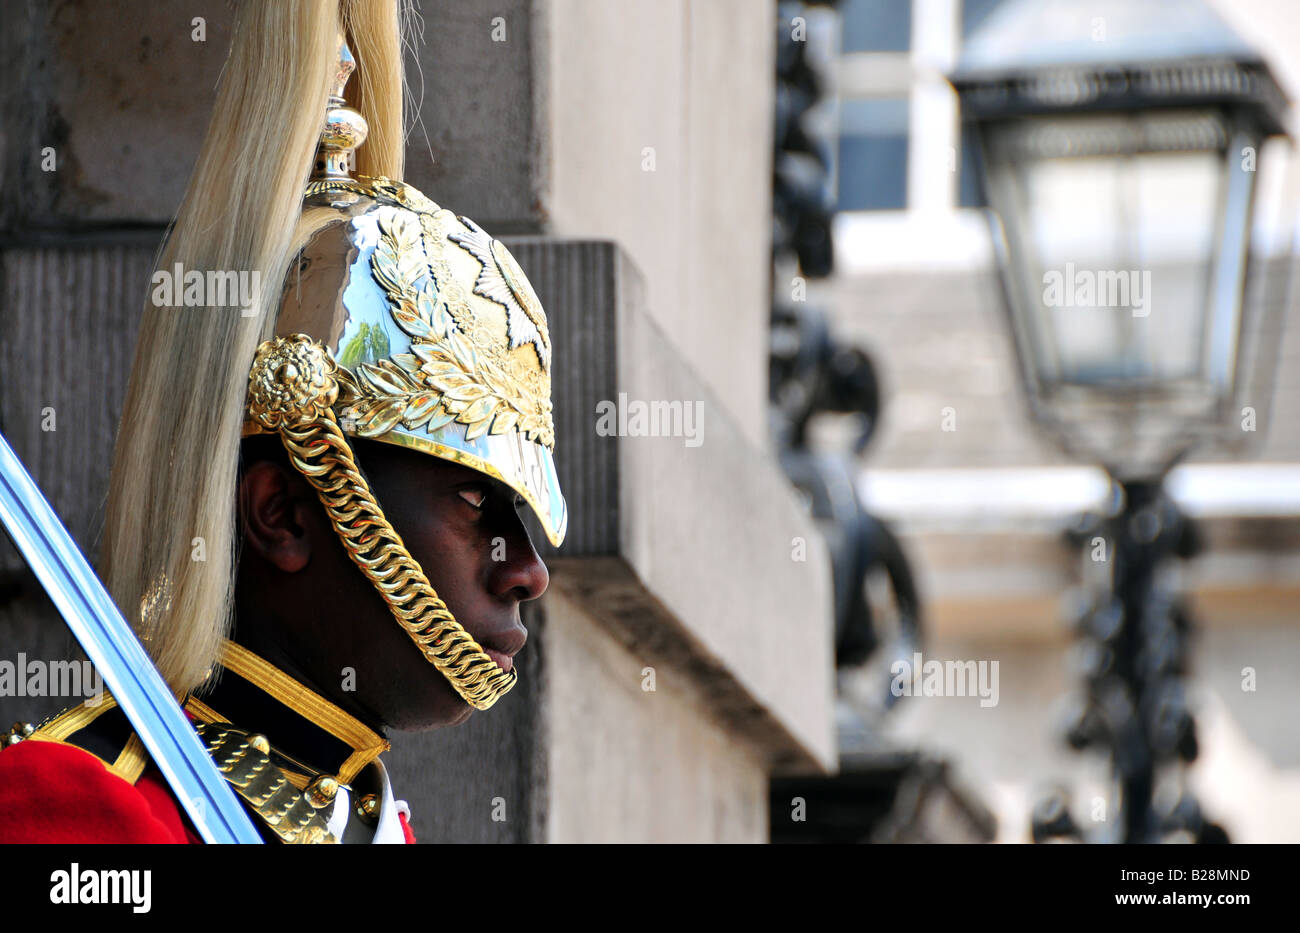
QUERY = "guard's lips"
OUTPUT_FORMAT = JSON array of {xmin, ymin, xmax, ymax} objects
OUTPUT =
[
  {"xmin": 480, "ymin": 639, "xmax": 525, "ymax": 675},
  {"xmin": 477, "ymin": 622, "xmax": 527, "ymax": 675}
]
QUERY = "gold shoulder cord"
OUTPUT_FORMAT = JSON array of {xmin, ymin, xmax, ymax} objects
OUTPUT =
[{"xmin": 246, "ymin": 337, "xmax": 516, "ymax": 710}]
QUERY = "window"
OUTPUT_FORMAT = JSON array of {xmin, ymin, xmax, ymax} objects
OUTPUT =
[
  {"xmin": 835, "ymin": 0, "xmax": 1012, "ymax": 213},
  {"xmin": 841, "ymin": 0, "xmax": 912, "ymax": 52},
  {"xmin": 837, "ymin": 97, "xmax": 910, "ymax": 211}
]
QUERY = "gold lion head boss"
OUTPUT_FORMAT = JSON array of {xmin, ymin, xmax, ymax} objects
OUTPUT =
[{"xmin": 100, "ymin": 1, "xmax": 565, "ymax": 729}]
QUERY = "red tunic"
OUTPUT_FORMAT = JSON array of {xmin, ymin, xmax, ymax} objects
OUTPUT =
[
  {"xmin": 1, "ymin": 643, "xmax": 416, "ymax": 844},
  {"xmin": 0, "ymin": 739, "xmax": 199, "ymax": 843},
  {"xmin": 0, "ymin": 738, "xmax": 416, "ymax": 844}
]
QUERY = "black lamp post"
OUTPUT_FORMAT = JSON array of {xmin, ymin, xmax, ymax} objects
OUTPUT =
[{"xmin": 950, "ymin": 0, "xmax": 1292, "ymax": 842}]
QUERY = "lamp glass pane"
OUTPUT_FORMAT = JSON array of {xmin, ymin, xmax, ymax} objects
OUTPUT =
[
  {"xmin": 982, "ymin": 111, "xmax": 1239, "ymax": 477},
  {"xmin": 1024, "ymin": 149, "xmax": 1219, "ymax": 386}
]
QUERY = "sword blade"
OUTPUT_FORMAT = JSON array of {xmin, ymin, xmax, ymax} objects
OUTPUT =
[{"xmin": 0, "ymin": 433, "xmax": 262, "ymax": 843}]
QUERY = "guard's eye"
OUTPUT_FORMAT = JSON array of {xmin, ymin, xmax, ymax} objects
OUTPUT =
[{"xmin": 458, "ymin": 487, "xmax": 487, "ymax": 510}]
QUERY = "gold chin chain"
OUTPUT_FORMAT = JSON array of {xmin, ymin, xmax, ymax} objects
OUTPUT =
[{"xmin": 246, "ymin": 334, "xmax": 516, "ymax": 710}]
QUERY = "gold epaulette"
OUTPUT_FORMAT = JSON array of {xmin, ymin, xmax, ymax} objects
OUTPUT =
[{"xmin": 191, "ymin": 721, "xmax": 339, "ymax": 845}]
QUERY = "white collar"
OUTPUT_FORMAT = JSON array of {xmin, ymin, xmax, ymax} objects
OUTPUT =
[{"xmin": 328, "ymin": 758, "xmax": 410, "ymax": 844}]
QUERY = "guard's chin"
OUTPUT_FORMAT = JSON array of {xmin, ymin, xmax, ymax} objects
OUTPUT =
[
  {"xmin": 389, "ymin": 699, "xmax": 475, "ymax": 733},
  {"xmin": 446, "ymin": 704, "xmax": 475, "ymax": 728}
]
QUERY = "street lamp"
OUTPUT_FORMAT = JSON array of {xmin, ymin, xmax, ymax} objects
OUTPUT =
[
  {"xmin": 950, "ymin": 0, "xmax": 1292, "ymax": 843},
  {"xmin": 955, "ymin": 0, "xmax": 1290, "ymax": 480}
]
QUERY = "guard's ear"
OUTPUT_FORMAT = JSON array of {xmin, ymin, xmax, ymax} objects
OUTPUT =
[{"xmin": 238, "ymin": 460, "xmax": 312, "ymax": 573}]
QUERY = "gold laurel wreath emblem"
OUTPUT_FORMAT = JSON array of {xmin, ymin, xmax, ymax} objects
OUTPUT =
[{"xmin": 311, "ymin": 179, "xmax": 555, "ymax": 449}]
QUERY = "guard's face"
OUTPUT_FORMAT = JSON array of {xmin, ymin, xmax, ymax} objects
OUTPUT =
[
  {"xmin": 235, "ymin": 437, "xmax": 548, "ymax": 731},
  {"xmin": 352, "ymin": 440, "xmax": 549, "ymax": 727}
]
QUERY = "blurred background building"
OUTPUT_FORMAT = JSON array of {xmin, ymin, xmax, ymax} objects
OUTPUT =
[{"xmin": 819, "ymin": 0, "xmax": 1300, "ymax": 842}]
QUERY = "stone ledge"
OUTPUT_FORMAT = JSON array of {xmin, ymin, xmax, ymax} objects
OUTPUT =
[
  {"xmin": 505, "ymin": 237, "xmax": 836, "ymax": 773},
  {"xmin": 893, "ymin": 522, "xmax": 1300, "ymax": 644},
  {"xmin": 852, "ymin": 465, "xmax": 1300, "ymax": 643}
]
